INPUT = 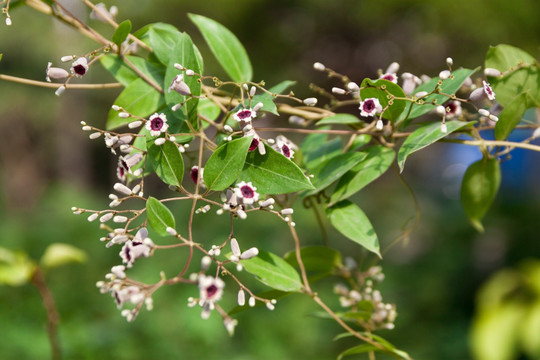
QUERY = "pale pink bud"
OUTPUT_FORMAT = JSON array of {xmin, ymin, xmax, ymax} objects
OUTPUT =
[
  {"xmin": 313, "ymin": 62, "xmax": 325, "ymax": 71},
  {"xmin": 240, "ymin": 247, "xmax": 259, "ymax": 260},
  {"xmin": 484, "ymin": 68, "xmax": 501, "ymax": 77},
  {"xmin": 237, "ymin": 289, "xmax": 245, "ymax": 306}
]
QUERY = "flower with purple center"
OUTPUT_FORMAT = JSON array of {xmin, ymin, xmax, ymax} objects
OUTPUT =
[
  {"xmin": 444, "ymin": 100, "xmax": 462, "ymax": 119},
  {"xmin": 272, "ymin": 135, "xmax": 296, "ymax": 159},
  {"xmin": 168, "ymin": 74, "xmax": 191, "ymax": 96},
  {"xmin": 190, "ymin": 166, "xmax": 205, "ymax": 187},
  {"xmin": 482, "ymin": 80, "xmax": 496, "ymax": 101},
  {"xmin": 379, "ymin": 73, "xmax": 398, "ymax": 84},
  {"xmin": 234, "ymin": 181, "xmax": 259, "ymax": 205},
  {"xmin": 119, "ymin": 228, "xmax": 154, "ymax": 268},
  {"xmin": 70, "ymin": 57, "xmax": 89, "ymax": 77},
  {"xmin": 198, "ymin": 275, "xmax": 225, "ymax": 319},
  {"xmin": 248, "ymin": 136, "xmax": 260, "ymax": 152},
  {"xmin": 146, "ymin": 113, "xmax": 169, "ymax": 136},
  {"xmin": 116, "ymin": 153, "xmax": 143, "ymax": 182},
  {"xmin": 233, "ymin": 108, "xmax": 256, "ymax": 123},
  {"xmin": 359, "ymin": 98, "xmax": 383, "ymax": 117}
]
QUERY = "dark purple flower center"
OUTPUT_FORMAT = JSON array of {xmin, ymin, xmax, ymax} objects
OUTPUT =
[
  {"xmin": 363, "ymin": 100, "xmax": 375, "ymax": 112},
  {"xmin": 206, "ymin": 284, "xmax": 218, "ymax": 298},
  {"xmin": 237, "ymin": 110, "xmax": 252, "ymax": 120},
  {"xmin": 248, "ymin": 138, "xmax": 259, "ymax": 151},
  {"xmin": 150, "ymin": 117, "xmax": 164, "ymax": 131},
  {"xmin": 240, "ymin": 185, "xmax": 255, "ymax": 198},
  {"xmin": 281, "ymin": 144, "xmax": 291, "ymax": 158},
  {"xmin": 484, "ymin": 84, "xmax": 493, "ymax": 95},
  {"xmin": 382, "ymin": 74, "xmax": 395, "ymax": 82},
  {"xmin": 73, "ymin": 65, "xmax": 86, "ymax": 76},
  {"xmin": 446, "ymin": 102, "xmax": 457, "ymax": 114},
  {"xmin": 190, "ymin": 167, "xmax": 199, "ymax": 183}
]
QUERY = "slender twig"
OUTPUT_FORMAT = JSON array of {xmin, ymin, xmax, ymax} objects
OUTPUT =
[
  {"xmin": 443, "ymin": 138, "xmax": 540, "ymax": 153},
  {"xmin": 31, "ymin": 268, "xmax": 61, "ymax": 360},
  {"xmin": 0, "ymin": 74, "xmax": 122, "ymax": 89}
]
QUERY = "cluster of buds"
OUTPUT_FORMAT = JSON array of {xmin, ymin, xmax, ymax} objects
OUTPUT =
[
  {"xmin": 218, "ymin": 181, "xmax": 261, "ymax": 219},
  {"xmin": 334, "ymin": 266, "xmax": 396, "ymax": 330},
  {"xmin": 46, "ymin": 56, "xmax": 90, "ymax": 96}
]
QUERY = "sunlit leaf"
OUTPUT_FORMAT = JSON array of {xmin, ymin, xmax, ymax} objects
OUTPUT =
[
  {"xmin": 100, "ymin": 54, "xmax": 165, "ymax": 87},
  {"xmin": 0, "ymin": 247, "xmax": 36, "ymax": 286},
  {"xmin": 146, "ymin": 197, "xmax": 175, "ymax": 236},
  {"xmin": 241, "ymin": 144, "xmax": 314, "ymax": 194},
  {"xmin": 397, "ymin": 120, "xmax": 474, "ymax": 172},
  {"xmin": 316, "ymin": 114, "xmax": 362, "ymax": 126},
  {"xmin": 189, "ymin": 13, "xmax": 252, "ymax": 82},
  {"xmin": 241, "ymin": 250, "xmax": 302, "ymax": 292},
  {"xmin": 112, "ymin": 20, "xmax": 132, "ymax": 48},
  {"xmin": 308, "ymin": 152, "xmax": 367, "ymax": 194},
  {"xmin": 330, "ymin": 146, "xmax": 395, "ymax": 206},
  {"xmin": 40, "ymin": 243, "xmax": 87, "ymax": 269},
  {"xmin": 360, "ymin": 78, "xmax": 406, "ymax": 122},
  {"xmin": 147, "ymin": 140, "xmax": 184, "ymax": 187},
  {"xmin": 494, "ymin": 92, "xmax": 531, "ymax": 140},
  {"xmin": 461, "ymin": 157, "xmax": 501, "ymax": 232},
  {"xmin": 326, "ymin": 200, "xmax": 380, "ymax": 257}
]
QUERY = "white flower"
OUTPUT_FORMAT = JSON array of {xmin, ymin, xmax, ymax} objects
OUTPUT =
[
  {"xmin": 190, "ymin": 166, "xmax": 205, "ymax": 187},
  {"xmin": 233, "ymin": 108, "xmax": 256, "ymax": 123},
  {"xmin": 444, "ymin": 100, "xmax": 462, "ymax": 119},
  {"xmin": 234, "ymin": 181, "xmax": 260, "ymax": 205},
  {"xmin": 146, "ymin": 113, "xmax": 168, "ymax": 136},
  {"xmin": 379, "ymin": 73, "xmax": 398, "ymax": 83},
  {"xmin": 70, "ymin": 57, "xmax": 89, "ymax": 77},
  {"xmin": 483, "ymin": 80, "xmax": 496, "ymax": 100},
  {"xmin": 168, "ymin": 74, "xmax": 191, "ymax": 96},
  {"xmin": 359, "ymin": 98, "xmax": 383, "ymax": 117},
  {"xmin": 116, "ymin": 153, "xmax": 143, "ymax": 182},
  {"xmin": 272, "ymin": 135, "xmax": 296, "ymax": 159},
  {"xmin": 119, "ymin": 228, "xmax": 154, "ymax": 268},
  {"xmin": 198, "ymin": 275, "xmax": 225, "ymax": 319}
]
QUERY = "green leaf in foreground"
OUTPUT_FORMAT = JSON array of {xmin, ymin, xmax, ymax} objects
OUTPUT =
[
  {"xmin": 316, "ymin": 114, "xmax": 362, "ymax": 126},
  {"xmin": 460, "ymin": 157, "xmax": 501, "ymax": 232},
  {"xmin": 326, "ymin": 200, "xmax": 380, "ymax": 257},
  {"xmin": 204, "ymin": 136, "xmax": 252, "ymax": 191},
  {"xmin": 241, "ymin": 144, "xmax": 314, "ymax": 194},
  {"xmin": 40, "ymin": 243, "xmax": 86, "ymax": 269},
  {"xmin": 107, "ymin": 78, "xmax": 164, "ymax": 130},
  {"xmin": 330, "ymin": 146, "xmax": 395, "ymax": 206},
  {"xmin": 397, "ymin": 120, "xmax": 473, "ymax": 172},
  {"xmin": 146, "ymin": 197, "xmax": 176, "ymax": 236},
  {"xmin": 189, "ymin": 13, "xmax": 252, "ymax": 82},
  {"xmin": 147, "ymin": 140, "xmax": 184, "ymax": 187},
  {"xmin": 284, "ymin": 246, "xmax": 343, "ymax": 274},
  {"xmin": 494, "ymin": 92, "xmax": 531, "ymax": 140},
  {"xmin": 112, "ymin": 20, "xmax": 132, "ymax": 48},
  {"xmin": 308, "ymin": 152, "xmax": 367, "ymax": 194},
  {"xmin": 0, "ymin": 247, "xmax": 36, "ymax": 286},
  {"xmin": 241, "ymin": 251, "xmax": 302, "ymax": 292},
  {"xmin": 100, "ymin": 54, "xmax": 165, "ymax": 87}
]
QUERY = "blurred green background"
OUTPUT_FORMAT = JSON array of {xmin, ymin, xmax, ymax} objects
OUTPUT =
[{"xmin": 1, "ymin": 0, "xmax": 539, "ymax": 359}]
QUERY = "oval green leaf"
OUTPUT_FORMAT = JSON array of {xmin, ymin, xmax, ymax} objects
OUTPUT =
[
  {"xmin": 326, "ymin": 200, "xmax": 380, "ymax": 257},
  {"xmin": 100, "ymin": 54, "xmax": 165, "ymax": 87},
  {"xmin": 397, "ymin": 120, "xmax": 473, "ymax": 172},
  {"xmin": 360, "ymin": 78, "xmax": 406, "ymax": 122},
  {"xmin": 112, "ymin": 20, "xmax": 132, "ymax": 48},
  {"xmin": 147, "ymin": 140, "xmax": 184, "ymax": 187},
  {"xmin": 0, "ymin": 247, "xmax": 36, "ymax": 286},
  {"xmin": 146, "ymin": 196, "xmax": 176, "ymax": 236},
  {"xmin": 284, "ymin": 246, "xmax": 343, "ymax": 274},
  {"xmin": 308, "ymin": 152, "xmax": 368, "ymax": 194},
  {"xmin": 330, "ymin": 145, "xmax": 395, "ymax": 206},
  {"xmin": 241, "ymin": 250, "xmax": 302, "ymax": 292},
  {"xmin": 40, "ymin": 243, "xmax": 87, "ymax": 269},
  {"xmin": 241, "ymin": 144, "xmax": 314, "ymax": 194},
  {"xmin": 495, "ymin": 92, "xmax": 530, "ymax": 140},
  {"xmin": 460, "ymin": 157, "xmax": 501, "ymax": 232},
  {"xmin": 107, "ymin": 78, "xmax": 164, "ymax": 130},
  {"xmin": 204, "ymin": 136, "xmax": 252, "ymax": 191},
  {"xmin": 189, "ymin": 13, "xmax": 252, "ymax": 82},
  {"xmin": 148, "ymin": 23, "xmax": 182, "ymax": 65}
]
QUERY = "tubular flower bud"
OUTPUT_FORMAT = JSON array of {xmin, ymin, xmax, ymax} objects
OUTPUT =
[
  {"xmin": 303, "ymin": 97, "xmax": 318, "ymax": 106},
  {"xmin": 313, "ymin": 62, "xmax": 325, "ymax": 71},
  {"xmin": 46, "ymin": 62, "xmax": 69, "ymax": 82},
  {"xmin": 484, "ymin": 68, "xmax": 501, "ymax": 77},
  {"xmin": 168, "ymin": 74, "xmax": 191, "ymax": 96}
]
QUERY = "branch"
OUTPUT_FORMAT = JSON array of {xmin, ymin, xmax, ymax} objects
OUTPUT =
[{"xmin": 0, "ymin": 74, "xmax": 122, "ymax": 89}]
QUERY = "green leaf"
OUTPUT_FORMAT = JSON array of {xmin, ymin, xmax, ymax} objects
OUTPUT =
[
  {"xmin": 308, "ymin": 152, "xmax": 367, "ymax": 194},
  {"xmin": 0, "ymin": 54, "xmax": 3, "ymax": 62},
  {"xmin": 100, "ymin": 54, "xmax": 165, "ymax": 87},
  {"xmin": 189, "ymin": 13, "xmax": 252, "ymax": 82},
  {"xmin": 301, "ymin": 133, "xmax": 342, "ymax": 170},
  {"xmin": 148, "ymin": 24, "xmax": 182, "ymax": 65},
  {"xmin": 360, "ymin": 78, "xmax": 406, "ymax": 122},
  {"xmin": 204, "ymin": 136, "xmax": 252, "ymax": 191},
  {"xmin": 0, "ymin": 247, "xmax": 36, "ymax": 286},
  {"xmin": 164, "ymin": 32, "xmax": 202, "ymax": 128},
  {"xmin": 241, "ymin": 250, "xmax": 302, "ymax": 292},
  {"xmin": 461, "ymin": 157, "xmax": 501, "ymax": 232},
  {"xmin": 146, "ymin": 197, "xmax": 176, "ymax": 236},
  {"xmin": 112, "ymin": 20, "xmax": 132, "ymax": 48},
  {"xmin": 147, "ymin": 140, "xmax": 184, "ymax": 187},
  {"xmin": 241, "ymin": 144, "xmax": 314, "ymax": 194},
  {"xmin": 330, "ymin": 146, "xmax": 395, "ymax": 206},
  {"xmin": 40, "ymin": 243, "xmax": 86, "ymax": 269},
  {"xmin": 397, "ymin": 120, "xmax": 474, "ymax": 172},
  {"xmin": 495, "ymin": 92, "xmax": 531, "ymax": 140},
  {"xmin": 337, "ymin": 344, "xmax": 380, "ymax": 359},
  {"xmin": 284, "ymin": 246, "xmax": 343, "ymax": 274},
  {"xmin": 316, "ymin": 114, "xmax": 362, "ymax": 126},
  {"xmin": 326, "ymin": 200, "xmax": 380, "ymax": 257},
  {"xmin": 107, "ymin": 78, "xmax": 164, "ymax": 130},
  {"xmin": 485, "ymin": 44, "xmax": 540, "ymax": 107},
  {"xmin": 397, "ymin": 68, "xmax": 479, "ymax": 126}
]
